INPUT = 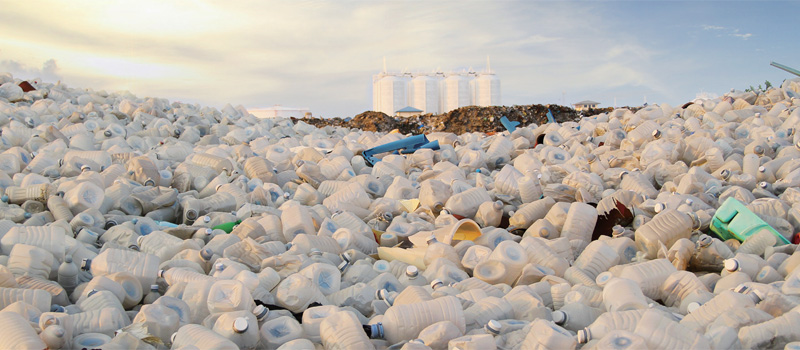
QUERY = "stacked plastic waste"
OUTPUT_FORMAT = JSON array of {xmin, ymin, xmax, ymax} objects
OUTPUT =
[{"xmin": 1, "ymin": 70, "xmax": 800, "ymax": 349}]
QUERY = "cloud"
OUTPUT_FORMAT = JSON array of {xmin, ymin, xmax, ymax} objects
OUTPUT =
[
  {"xmin": 732, "ymin": 33, "xmax": 753, "ymax": 40},
  {"xmin": 702, "ymin": 25, "xmax": 725, "ymax": 30},
  {"xmin": 0, "ymin": 58, "xmax": 62, "ymax": 83}
]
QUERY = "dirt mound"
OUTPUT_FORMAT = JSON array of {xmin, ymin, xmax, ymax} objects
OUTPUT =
[{"xmin": 298, "ymin": 104, "xmax": 619, "ymax": 134}]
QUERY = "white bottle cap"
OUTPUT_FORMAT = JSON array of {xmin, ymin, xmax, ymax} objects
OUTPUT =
[
  {"xmin": 552, "ymin": 310, "xmax": 566, "ymax": 325},
  {"xmin": 150, "ymin": 285, "xmax": 159, "ymax": 292},
  {"xmin": 253, "ymin": 305, "xmax": 269, "ymax": 321},
  {"xmin": 724, "ymin": 259, "xmax": 740, "ymax": 272},
  {"xmin": 232, "ymin": 317, "xmax": 249, "ymax": 333},
  {"xmin": 687, "ymin": 302, "xmax": 701, "ymax": 313},
  {"xmin": 485, "ymin": 320, "xmax": 502, "ymax": 335},
  {"xmin": 430, "ymin": 279, "xmax": 444, "ymax": 289},
  {"xmin": 406, "ymin": 265, "xmax": 419, "ymax": 278}
]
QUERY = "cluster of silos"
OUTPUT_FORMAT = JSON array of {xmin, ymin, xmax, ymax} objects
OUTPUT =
[{"xmin": 373, "ymin": 69, "xmax": 501, "ymax": 116}]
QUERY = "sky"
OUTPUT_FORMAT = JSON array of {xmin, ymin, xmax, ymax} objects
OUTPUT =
[{"xmin": 1, "ymin": 1, "xmax": 799, "ymax": 118}]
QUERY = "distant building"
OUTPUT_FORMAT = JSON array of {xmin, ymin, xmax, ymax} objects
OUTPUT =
[
  {"xmin": 573, "ymin": 100, "xmax": 600, "ymax": 111},
  {"xmin": 373, "ymin": 59, "xmax": 500, "ymax": 116},
  {"xmin": 395, "ymin": 106, "xmax": 423, "ymax": 118},
  {"xmin": 248, "ymin": 105, "xmax": 311, "ymax": 119}
]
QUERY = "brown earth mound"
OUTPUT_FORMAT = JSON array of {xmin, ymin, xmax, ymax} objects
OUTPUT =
[{"xmin": 298, "ymin": 104, "xmax": 624, "ymax": 134}]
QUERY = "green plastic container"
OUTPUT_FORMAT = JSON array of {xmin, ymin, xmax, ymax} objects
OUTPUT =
[{"xmin": 710, "ymin": 197, "xmax": 790, "ymax": 244}]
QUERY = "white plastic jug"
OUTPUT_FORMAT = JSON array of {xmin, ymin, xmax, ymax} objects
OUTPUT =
[{"xmin": 320, "ymin": 310, "xmax": 375, "ymax": 350}]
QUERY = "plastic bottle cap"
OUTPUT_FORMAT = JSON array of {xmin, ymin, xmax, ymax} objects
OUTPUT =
[
  {"xmin": 697, "ymin": 236, "xmax": 712, "ymax": 248},
  {"xmin": 203, "ymin": 216, "xmax": 211, "ymax": 223},
  {"xmin": 426, "ymin": 234, "xmax": 438, "ymax": 245},
  {"xmin": 137, "ymin": 235, "xmax": 145, "ymax": 246},
  {"xmin": 486, "ymin": 320, "xmax": 502, "ymax": 335},
  {"xmin": 337, "ymin": 260, "xmax": 349, "ymax": 272},
  {"xmin": 431, "ymin": 279, "xmax": 444, "ymax": 289},
  {"xmin": 758, "ymin": 166, "xmax": 766, "ymax": 173},
  {"xmin": 158, "ymin": 269, "xmax": 166, "ymax": 278},
  {"xmin": 720, "ymin": 169, "xmax": 731, "ymax": 180},
  {"xmin": 724, "ymin": 259, "xmax": 740, "ymax": 272},
  {"xmin": 150, "ymin": 285, "xmax": 159, "ymax": 292},
  {"xmin": 654, "ymin": 203, "xmax": 666, "ymax": 213},
  {"xmin": 406, "ymin": 265, "xmax": 419, "ymax": 278},
  {"xmin": 309, "ymin": 249, "xmax": 322, "ymax": 257},
  {"xmin": 87, "ymin": 289, "xmax": 99, "ymax": 297},
  {"xmin": 552, "ymin": 310, "xmax": 566, "ymax": 324},
  {"xmin": 577, "ymin": 329, "xmax": 590, "ymax": 343},
  {"xmin": 687, "ymin": 302, "xmax": 701, "ymax": 313},
  {"xmin": 754, "ymin": 146, "xmax": 764, "ymax": 155},
  {"xmin": 733, "ymin": 284, "xmax": 749, "ymax": 294},
  {"xmin": 369, "ymin": 323, "xmax": 384, "ymax": 339},
  {"xmin": 233, "ymin": 317, "xmax": 249, "ymax": 333},
  {"xmin": 200, "ymin": 248, "xmax": 214, "ymax": 261},
  {"xmin": 652, "ymin": 129, "xmax": 662, "ymax": 139},
  {"xmin": 214, "ymin": 263, "xmax": 225, "ymax": 272},
  {"xmin": 80, "ymin": 258, "xmax": 91, "ymax": 271},
  {"xmin": 253, "ymin": 305, "xmax": 269, "ymax": 320},
  {"xmin": 684, "ymin": 198, "xmax": 693, "ymax": 206}
]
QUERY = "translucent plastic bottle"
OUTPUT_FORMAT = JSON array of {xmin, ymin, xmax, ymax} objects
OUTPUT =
[
  {"xmin": 0, "ymin": 311, "xmax": 47, "ymax": 349},
  {"xmin": 560, "ymin": 202, "xmax": 598, "ymax": 243},
  {"xmin": 212, "ymin": 311, "xmax": 260, "ymax": 350},
  {"xmin": 171, "ymin": 324, "xmax": 239, "ymax": 350},
  {"xmin": 601, "ymin": 277, "xmax": 647, "ymax": 312},
  {"xmin": 81, "ymin": 248, "xmax": 160, "ymax": 292},
  {"xmin": 259, "ymin": 315, "xmax": 305, "ymax": 350},
  {"xmin": 634, "ymin": 209, "xmax": 695, "ymax": 259},
  {"xmin": 376, "ymin": 295, "xmax": 466, "ymax": 344},
  {"xmin": 520, "ymin": 318, "xmax": 576, "ymax": 350},
  {"xmin": 679, "ymin": 288, "xmax": 763, "ymax": 332},
  {"xmin": 633, "ymin": 309, "xmax": 710, "ymax": 349},
  {"xmin": 320, "ymin": 310, "xmax": 375, "ymax": 350}
]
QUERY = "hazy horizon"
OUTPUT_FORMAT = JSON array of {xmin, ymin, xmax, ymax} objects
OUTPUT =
[{"xmin": 2, "ymin": 1, "xmax": 798, "ymax": 118}]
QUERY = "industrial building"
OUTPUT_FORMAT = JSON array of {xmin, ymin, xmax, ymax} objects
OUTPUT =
[
  {"xmin": 373, "ymin": 61, "xmax": 500, "ymax": 116},
  {"xmin": 248, "ymin": 105, "xmax": 311, "ymax": 119}
]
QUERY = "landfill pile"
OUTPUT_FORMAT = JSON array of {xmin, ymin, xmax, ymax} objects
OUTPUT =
[
  {"xmin": 1, "ymin": 70, "xmax": 800, "ymax": 350},
  {"xmin": 299, "ymin": 104, "xmax": 591, "ymax": 134}
]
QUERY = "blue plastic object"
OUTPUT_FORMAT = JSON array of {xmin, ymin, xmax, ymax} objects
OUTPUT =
[
  {"xmin": 546, "ymin": 109, "xmax": 556, "ymax": 124},
  {"xmin": 710, "ymin": 197, "xmax": 790, "ymax": 244},
  {"xmin": 399, "ymin": 140, "xmax": 440, "ymax": 154},
  {"xmin": 155, "ymin": 220, "xmax": 179, "ymax": 228},
  {"xmin": 362, "ymin": 134, "xmax": 430, "ymax": 166},
  {"xmin": 499, "ymin": 116, "xmax": 520, "ymax": 132}
]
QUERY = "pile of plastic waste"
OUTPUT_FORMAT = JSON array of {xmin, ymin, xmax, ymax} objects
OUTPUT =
[{"xmin": 1, "ymin": 70, "xmax": 800, "ymax": 350}]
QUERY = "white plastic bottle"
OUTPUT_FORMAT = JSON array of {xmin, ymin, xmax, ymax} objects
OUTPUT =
[
  {"xmin": 552, "ymin": 302, "xmax": 604, "ymax": 333},
  {"xmin": 320, "ymin": 310, "xmax": 376, "ymax": 350},
  {"xmin": 260, "ymin": 315, "xmax": 305, "ymax": 350},
  {"xmin": 634, "ymin": 209, "xmax": 695, "ymax": 259},
  {"xmin": 0, "ymin": 311, "xmax": 47, "ymax": 349},
  {"xmin": 81, "ymin": 248, "xmax": 160, "ymax": 292},
  {"xmin": 207, "ymin": 279, "xmax": 256, "ymax": 315},
  {"xmin": 132, "ymin": 303, "xmax": 180, "ymax": 343},
  {"xmin": 679, "ymin": 288, "xmax": 763, "ymax": 332},
  {"xmin": 572, "ymin": 240, "xmax": 620, "ymax": 280},
  {"xmin": 633, "ymin": 308, "xmax": 710, "ymax": 349},
  {"xmin": 376, "ymin": 295, "xmax": 466, "ymax": 344},
  {"xmin": 578, "ymin": 308, "xmax": 647, "ymax": 343},
  {"xmin": 520, "ymin": 318, "xmax": 576, "ymax": 350},
  {"xmin": 618, "ymin": 258, "xmax": 677, "ymax": 300},
  {"xmin": 212, "ymin": 311, "xmax": 260, "ymax": 350},
  {"xmin": 602, "ymin": 277, "xmax": 648, "ymax": 312},
  {"xmin": 171, "ymin": 324, "xmax": 239, "ymax": 350},
  {"xmin": 560, "ymin": 202, "xmax": 598, "ymax": 243}
]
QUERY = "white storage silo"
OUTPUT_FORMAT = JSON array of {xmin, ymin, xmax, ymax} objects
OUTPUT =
[
  {"xmin": 475, "ymin": 73, "xmax": 501, "ymax": 107},
  {"xmin": 373, "ymin": 74, "xmax": 409, "ymax": 116},
  {"xmin": 444, "ymin": 74, "xmax": 473, "ymax": 112},
  {"xmin": 410, "ymin": 75, "xmax": 442, "ymax": 115}
]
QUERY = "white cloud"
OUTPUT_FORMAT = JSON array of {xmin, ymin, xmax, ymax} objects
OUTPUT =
[
  {"xmin": 732, "ymin": 33, "xmax": 753, "ymax": 40},
  {"xmin": 702, "ymin": 25, "xmax": 725, "ymax": 30}
]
